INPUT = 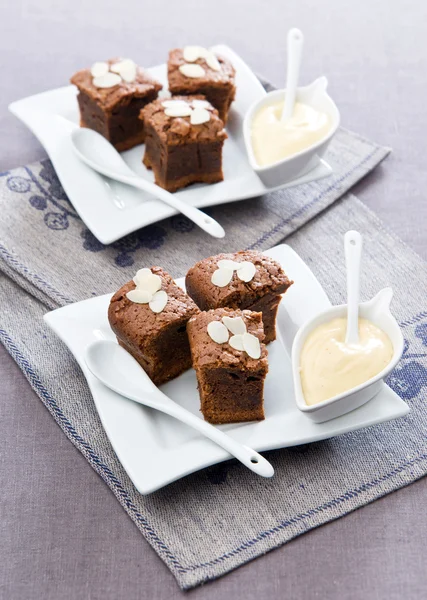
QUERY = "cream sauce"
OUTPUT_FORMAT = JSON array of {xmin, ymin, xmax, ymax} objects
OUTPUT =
[
  {"xmin": 300, "ymin": 317, "xmax": 393, "ymax": 406},
  {"xmin": 251, "ymin": 100, "xmax": 331, "ymax": 166}
]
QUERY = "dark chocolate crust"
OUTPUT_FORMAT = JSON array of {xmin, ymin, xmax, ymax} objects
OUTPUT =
[
  {"xmin": 108, "ymin": 267, "xmax": 199, "ymax": 386},
  {"xmin": 185, "ymin": 251, "xmax": 293, "ymax": 343},
  {"xmin": 187, "ymin": 308, "xmax": 268, "ymax": 424},
  {"xmin": 167, "ymin": 49, "xmax": 236, "ymax": 123},
  {"xmin": 71, "ymin": 59, "xmax": 162, "ymax": 151},
  {"xmin": 140, "ymin": 96, "xmax": 227, "ymax": 192}
]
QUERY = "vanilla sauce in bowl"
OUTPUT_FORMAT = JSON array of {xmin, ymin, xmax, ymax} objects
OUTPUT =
[
  {"xmin": 300, "ymin": 317, "xmax": 393, "ymax": 406},
  {"xmin": 250, "ymin": 100, "xmax": 332, "ymax": 167}
]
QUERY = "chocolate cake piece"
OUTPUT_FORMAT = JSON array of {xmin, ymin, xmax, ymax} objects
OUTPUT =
[
  {"xmin": 187, "ymin": 308, "xmax": 268, "ymax": 424},
  {"xmin": 70, "ymin": 58, "xmax": 162, "ymax": 151},
  {"xmin": 167, "ymin": 47, "xmax": 236, "ymax": 123},
  {"xmin": 108, "ymin": 267, "xmax": 199, "ymax": 386},
  {"xmin": 140, "ymin": 95, "xmax": 227, "ymax": 192},
  {"xmin": 185, "ymin": 251, "xmax": 293, "ymax": 344}
]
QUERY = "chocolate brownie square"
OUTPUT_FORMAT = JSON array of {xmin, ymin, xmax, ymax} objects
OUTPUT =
[
  {"xmin": 167, "ymin": 47, "xmax": 236, "ymax": 123},
  {"xmin": 187, "ymin": 308, "xmax": 268, "ymax": 424},
  {"xmin": 108, "ymin": 267, "xmax": 199, "ymax": 386},
  {"xmin": 140, "ymin": 96, "xmax": 227, "ymax": 192},
  {"xmin": 71, "ymin": 58, "xmax": 162, "ymax": 151},
  {"xmin": 185, "ymin": 251, "xmax": 293, "ymax": 344}
]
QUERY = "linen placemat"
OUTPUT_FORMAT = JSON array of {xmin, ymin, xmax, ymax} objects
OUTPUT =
[
  {"xmin": 1, "ymin": 131, "xmax": 426, "ymax": 589},
  {"xmin": 0, "ymin": 126, "xmax": 386, "ymax": 307}
]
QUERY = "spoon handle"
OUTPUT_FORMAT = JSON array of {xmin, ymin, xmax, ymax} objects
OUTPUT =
[
  {"xmin": 123, "ymin": 174, "xmax": 225, "ymax": 239},
  {"xmin": 133, "ymin": 389, "xmax": 274, "ymax": 478},
  {"xmin": 345, "ymin": 230, "xmax": 363, "ymax": 345},
  {"xmin": 85, "ymin": 341, "xmax": 273, "ymax": 478},
  {"xmin": 70, "ymin": 128, "xmax": 225, "ymax": 239},
  {"xmin": 281, "ymin": 28, "xmax": 304, "ymax": 122}
]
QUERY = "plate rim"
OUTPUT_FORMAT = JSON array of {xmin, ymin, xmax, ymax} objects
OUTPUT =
[
  {"xmin": 43, "ymin": 243, "xmax": 410, "ymax": 494},
  {"xmin": 8, "ymin": 44, "xmax": 266, "ymax": 245},
  {"xmin": 8, "ymin": 45, "xmax": 333, "ymax": 245}
]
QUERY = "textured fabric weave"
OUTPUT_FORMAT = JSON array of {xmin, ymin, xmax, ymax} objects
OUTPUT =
[
  {"xmin": 1, "ymin": 127, "xmax": 426, "ymax": 589},
  {"xmin": 0, "ymin": 127, "xmax": 387, "ymax": 305}
]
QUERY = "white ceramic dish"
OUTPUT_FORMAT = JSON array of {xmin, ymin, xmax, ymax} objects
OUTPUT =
[
  {"xmin": 292, "ymin": 288, "xmax": 405, "ymax": 423},
  {"xmin": 44, "ymin": 244, "xmax": 409, "ymax": 494},
  {"xmin": 9, "ymin": 46, "xmax": 333, "ymax": 245},
  {"xmin": 243, "ymin": 77, "xmax": 340, "ymax": 188}
]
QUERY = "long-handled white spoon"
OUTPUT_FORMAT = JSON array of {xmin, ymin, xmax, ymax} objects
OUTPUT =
[
  {"xmin": 344, "ymin": 230, "xmax": 363, "ymax": 345},
  {"xmin": 71, "ymin": 128, "xmax": 225, "ymax": 239},
  {"xmin": 281, "ymin": 28, "xmax": 304, "ymax": 122},
  {"xmin": 85, "ymin": 340, "xmax": 274, "ymax": 478}
]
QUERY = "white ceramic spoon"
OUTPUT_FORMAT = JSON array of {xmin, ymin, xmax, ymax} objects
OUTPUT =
[
  {"xmin": 344, "ymin": 230, "xmax": 363, "ymax": 344},
  {"xmin": 281, "ymin": 28, "xmax": 304, "ymax": 122},
  {"xmin": 71, "ymin": 128, "xmax": 225, "ymax": 239},
  {"xmin": 85, "ymin": 340, "xmax": 274, "ymax": 478}
]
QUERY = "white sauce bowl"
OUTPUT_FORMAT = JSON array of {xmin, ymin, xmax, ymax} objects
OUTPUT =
[
  {"xmin": 243, "ymin": 77, "xmax": 340, "ymax": 188},
  {"xmin": 291, "ymin": 288, "xmax": 404, "ymax": 423}
]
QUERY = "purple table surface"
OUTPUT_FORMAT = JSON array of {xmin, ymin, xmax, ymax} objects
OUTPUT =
[{"xmin": 1, "ymin": 1, "xmax": 426, "ymax": 598}]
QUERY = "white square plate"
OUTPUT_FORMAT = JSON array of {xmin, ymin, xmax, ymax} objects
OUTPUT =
[
  {"xmin": 44, "ymin": 244, "xmax": 409, "ymax": 494},
  {"xmin": 9, "ymin": 46, "xmax": 332, "ymax": 244}
]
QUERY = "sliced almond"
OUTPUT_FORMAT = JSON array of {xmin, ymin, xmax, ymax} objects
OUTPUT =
[
  {"xmin": 237, "ymin": 261, "xmax": 256, "ymax": 282},
  {"xmin": 197, "ymin": 47, "xmax": 209, "ymax": 58},
  {"xmin": 211, "ymin": 267, "xmax": 234, "ymax": 287},
  {"xmin": 126, "ymin": 289, "xmax": 153, "ymax": 304},
  {"xmin": 133, "ymin": 268, "xmax": 152, "ymax": 286},
  {"xmin": 217, "ymin": 259, "xmax": 240, "ymax": 270},
  {"xmin": 144, "ymin": 274, "xmax": 162, "ymax": 295},
  {"xmin": 110, "ymin": 59, "xmax": 134, "ymax": 72},
  {"xmin": 229, "ymin": 334, "xmax": 245, "ymax": 351},
  {"xmin": 222, "ymin": 316, "xmax": 247, "ymax": 335},
  {"xmin": 179, "ymin": 64, "xmax": 205, "ymax": 78},
  {"xmin": 120, "ymin": 65, "xmax": 137, "ymax": 83},
  {"xmin": 242, "ymin": 332, "xmax": 261, "ymax": 359},
  {"xmin": 207, "ymin": 321, "xmax": 229, "ymax": 344},
  {"xmin": 149, "ymin": 290, "xmax": 168, "ymax": 313},
  {"xmin": 205, "ymin": 52, "xmax": 221, "ymax": 71},
  {"xmin": 161, "ymin": 99, "xmax": 189, "ymax": 108},
  {"xmin": 183, "ymin": 46, "xmax": 203, "ymax": 62},
  {"xmin": 190, "ymin": 107, "xmax": 210, "ymax": 125},
  {"xmin": 92, "ymin": 72, "xmax": 122, "ymax": 88},
  {"xmin": 164, "ymin": 104, "xmax": 193, "ymax": 118},
  {"xmin": 91, "ymin": 62, "xmax": 109, "ymax": 78},
  {"xmin": 191, "ymin": 99, "xmax": 213, "ymax": 110},
  {"xmin": 110, "ymin": 58, "xmax": 134, "ymax": 71},
  {"xmin": 111, "ymin": 59, "xmax": 137, "ymax": 82}
]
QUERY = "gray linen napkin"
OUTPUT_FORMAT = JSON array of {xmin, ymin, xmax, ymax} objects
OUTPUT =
[
  {"xmin": 1, "ymin": 128, "xmax": 426, "ymax": 589},
  {"xmin": 0, "ymin": 127, "xmax": 387, "ymax": 306}
]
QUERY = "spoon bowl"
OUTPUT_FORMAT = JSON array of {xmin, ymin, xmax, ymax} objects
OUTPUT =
[
  {"xmin": 291, "ymin": 288, "xmax": 404, "ymax": 423},
  {"xmin": 243, "ymin": 77, "xmax": 340, "ymax": 188},
  {"xmin": 72, "ymin": 127, "xmax": 137, "ymax": 178}
]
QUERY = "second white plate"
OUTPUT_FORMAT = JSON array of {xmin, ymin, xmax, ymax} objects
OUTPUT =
[
  {"xmin": 9, "ymin": 45, "xmax": 332, "ymax": 244},
  {"xmin": 44, "ymin": 244, "xmax": 409, "ymax": 494}
]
